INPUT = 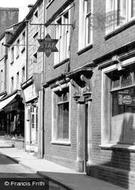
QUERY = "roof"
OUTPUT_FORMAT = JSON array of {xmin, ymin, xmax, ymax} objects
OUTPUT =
[{"xmin": 7, "ymin": 0, "xmax": 43, "ymax": 46}]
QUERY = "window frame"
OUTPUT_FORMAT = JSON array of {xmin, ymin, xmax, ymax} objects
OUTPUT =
[
  {"xmin": 106, "ymin": 0, "xmax": 135, "ymax": 34},
  {"xmin": 54, "ymin": 6, "xmax": 71, "ymax": 66},
  {"xmin": 78, "ymin": 0, "xmax": 93, "ymax": 50},
  {"xmin": 51, "ymin": 83, "xmax": 71, "ymax": 145}
]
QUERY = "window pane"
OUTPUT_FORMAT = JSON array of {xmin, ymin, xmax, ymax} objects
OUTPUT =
[
  {"xmin": 63, "ymin": 102, "xmax": 69, "ymax": 139},
  {"xmin": 106, "ymin": 0, "xmax": 115, "ymax": 32},
  {"xmin": 111, "ymin": 87, "xmax": 135, "ymax": 144},
  {"xmin": 131, "ymin": 0, "xmax": 135, "ymax": 17},
  {"xmin": 117, "ymin": 0, "xmax": 127, "ymax": 26},
  {"xmin": 121, "ymin": 71, "xmax": 132, "ymax": 87}
]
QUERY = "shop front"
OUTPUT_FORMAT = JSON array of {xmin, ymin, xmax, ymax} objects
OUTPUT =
[
  {"xmin": 22, "ymin": 75, "xmax": 40, "ymax": 154},
  {"xmin": 0, "ymin": 90, "xmax": 24, "ymax": 148}
]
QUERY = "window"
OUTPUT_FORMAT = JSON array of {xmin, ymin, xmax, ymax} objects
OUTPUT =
[
  {"xmin": 21, "ymin": 32, "xmax": 25, "ymax": 53},
  {"xmin": 22, "ymin": 66, "xmax": 25, "ymax": 83},
  {"xmin": 33, "ymin": 52, "xmax": 37, "ymax": 64},
  {"xmin": 16, "ymin": 39, "xmax": 19, "ymax": 58},
  {"xmin": 102, "ymin": 60, "xmax": 135, "ymax": 145},
  {"xmin": 11, "ymin": 47, "xmax": 14, "ymax": 64},
  {"xmin": 16, "ymin": 72, "xmax": 19, "ymax": 89},
  {"xmin": 52, "ymin": 85, "xmax": 70, "ymax": 143},
  {"xmin": 79, "ymin": 0, "xmax": 93, "ymax": 50},
  {"xmin": 11, "ymin": 77, "xmax": 14, "ymax": 92},
  {"xmin": 106, "ymin": 0, "xmax": 135, "ymax": 33},
  {"xmin": 54, "ymin": 7, "xmax": 71, "ymax": 65}
]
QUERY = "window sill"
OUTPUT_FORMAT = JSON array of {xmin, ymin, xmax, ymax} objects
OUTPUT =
[
  {"xmin": 100, "ymin": 143, "xmax": 135, "ymax": 152},
  {"xmin": 77, "ymin": 44, "xmax": 93, "ymax": 55},
  {"xmin": 53, "ymin": 58, "xmax": 69, "ymax": 69},
  {"xmin": 51, "ymin": 140, "xmax": 71, "ymax": 146},
  {"xmin": 105, "ymin": 18, "xmax": 135, "ymax": 40}
]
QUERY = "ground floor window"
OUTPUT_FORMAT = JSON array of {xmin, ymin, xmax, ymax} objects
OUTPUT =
[
  {"xmin": 52, "ymin": 84, "xmax": 70, "ymax": 142},
  {"xmin": 102, "ymin": 60, "xmax": 135, "ymax": 145}
]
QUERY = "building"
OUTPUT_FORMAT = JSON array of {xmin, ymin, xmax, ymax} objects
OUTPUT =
[
  {"xmin": 43, "ymin": 0, "xmax": 135, "ymax": 189},
  {"xmin": 1, "ymin": 0, "xmax": 135, "ymax": 189},
  {"xmin": 20, "ymin": 0, "xmax": 44, "ymax": 155},
  {"xmin": 0, "ymin": 7, "xmax": 19, "ymax": 136}
]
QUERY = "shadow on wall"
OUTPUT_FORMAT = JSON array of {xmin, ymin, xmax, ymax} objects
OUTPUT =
[{"xmin": 89, "ymin": 114, "xmax": 135, "ymax": 189}]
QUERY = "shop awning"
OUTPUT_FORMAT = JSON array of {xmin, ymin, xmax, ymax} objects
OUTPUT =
[{"xmin": 0, "ymin": 94, "xmax": 17, "ymax": 111}]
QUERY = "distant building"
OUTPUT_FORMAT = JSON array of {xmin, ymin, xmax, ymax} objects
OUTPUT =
[{"xmin": 0, "ymin": 7, "xmax": 19, "ymax": 36}]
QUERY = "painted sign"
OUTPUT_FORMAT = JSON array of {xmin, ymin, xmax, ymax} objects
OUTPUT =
[
  {"xmin": 38, "ymin": 34, "xmax": 58, "ymax": 57},
  {"xmin": 118, "ymin": 88, "xmax": 135, "ymax": 106}
]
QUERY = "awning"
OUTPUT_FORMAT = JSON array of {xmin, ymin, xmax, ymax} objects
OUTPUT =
[{"xmin": 0, "ymin": 94, "xmax": 17, "ymax": 111}]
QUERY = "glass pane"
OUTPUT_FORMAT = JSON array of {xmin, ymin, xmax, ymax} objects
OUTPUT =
[
  {"xmin": 121, "ymin": 71, "xmax": 132, "ymax": 87},
  {"xmin": 63, "ymin": 102, "xmax": 69, "ymax": 139},
  {"xmin": 117, "ymin": 0, "xmax": 127, "ymax": 26},
  {"xmin": 131, "ymin": 0, "xmax": 135, "ymax": 17},
  {"xmin": 106, "ymin": 0, "xmax": 115, "ymax": 32},
  {"xmin": 57, "ymin": 103, "xmax": 69, "ymax": 139}
]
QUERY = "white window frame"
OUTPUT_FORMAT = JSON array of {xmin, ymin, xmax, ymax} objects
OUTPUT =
[
  {"xmin": 51, "ymin": 83, "xmax": 71, "ymax": 145},
  {"xmin": 106, "ymin": 0, "xmax": 135, "ymax": 34},
  {"xmin": 78, "ymin": 0, "xmax": 93, "ymax": 50},
  {"xmin": 54, "ymin": 6, "xmax": 71, "ymax": 65},
  {"xmin": 101, "ymin": 57, "xmax": 135, "ymax": 146}
]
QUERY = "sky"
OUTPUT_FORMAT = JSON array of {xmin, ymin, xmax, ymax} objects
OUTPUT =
[{"xmin": 0, "ymin": 0, "xmax": 37, "ymax": 21}]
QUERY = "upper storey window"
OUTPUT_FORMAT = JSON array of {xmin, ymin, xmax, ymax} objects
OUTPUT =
[
  {"xmin": 78, "ymin": 0, "xmax": 93, "ymax": 50},
  {"xmin": 54, "ymin": 6, "xmax": 71, "ymax": 65},
  {"xmin": 106, "ymin": 0, "xmax": 135, "ymax": 34}
]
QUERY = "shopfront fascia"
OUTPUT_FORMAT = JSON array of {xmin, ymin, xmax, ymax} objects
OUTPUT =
[{"xmin": 22, "ymin": 74, "xmax": 41, "ymax": 153}]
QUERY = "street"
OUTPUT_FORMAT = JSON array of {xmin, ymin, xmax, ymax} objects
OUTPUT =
[
  {"xmin": 0, "ymin": 153, "xmax": 39, "ymax": 177},
  {"xmin": 0, "ymin": 152, "xmax": 70, "ymax": 190}
]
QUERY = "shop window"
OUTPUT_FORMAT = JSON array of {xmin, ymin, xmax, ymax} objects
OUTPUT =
[
  {"xmin": 106, "ymin": 0, "xmax": 135, "ymax": 34},
  {"xmin": 52, "ymin": 85, "xmax": 70, "ymax": 142},
  {"xmin": 102, "ymin": 63, "xmax": 135, "ymax": 145},
  {"xmin": 54, "ymin": 6, "xmax": 71, "ymax": 65},
  {"xmin": 78, "ymin": 0, "xmax": 93, "ymax": 50}
]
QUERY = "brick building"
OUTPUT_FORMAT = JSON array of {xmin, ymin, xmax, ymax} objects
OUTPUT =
[{"xmin": 42, "ymin": 0, "xmax": 135, "ymax": 189}]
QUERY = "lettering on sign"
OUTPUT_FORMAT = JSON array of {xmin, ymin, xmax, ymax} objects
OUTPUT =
[{"xmin": 38, "ymin": 34, "xmax": 58, "ymax": 57}]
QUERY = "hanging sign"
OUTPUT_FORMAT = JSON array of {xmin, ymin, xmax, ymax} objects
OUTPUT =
[{"xmin": 38, "ymin": 34, "xmax": 58, "ymax": 57}]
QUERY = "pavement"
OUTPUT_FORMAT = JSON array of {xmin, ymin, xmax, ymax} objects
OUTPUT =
[{"xmin": 0, "ymin": 147, "xmax": 126, "ymax": 190}]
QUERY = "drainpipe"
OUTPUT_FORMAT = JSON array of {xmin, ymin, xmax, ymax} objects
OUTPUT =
[
  {"xmin": 26, "ymin": 20, "xmax": 29, "ymax": 80},
  {"xmin": 38, "ymin": 0, "xmax": 46, "ymax": 158}
]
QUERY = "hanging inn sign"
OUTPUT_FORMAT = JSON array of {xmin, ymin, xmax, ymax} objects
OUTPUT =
[{"xmin": 38, "ymin": 34, "xmax": 58, "ymax": 57}]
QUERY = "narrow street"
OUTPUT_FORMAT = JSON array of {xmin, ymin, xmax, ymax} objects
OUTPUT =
[
  {"xmin": 0, "ymin": 153, "xmax": 39, "ymax": 178},
  {"xmin": 0, "ymin": 152, "xmax": 70, "ymax": 190}
]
